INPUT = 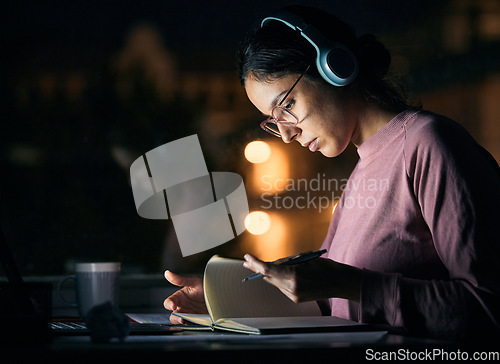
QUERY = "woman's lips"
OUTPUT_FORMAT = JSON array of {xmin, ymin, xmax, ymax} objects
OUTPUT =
[{"xmin": 308, "ymin": 138, "xmax": 319, "ymax": 152}]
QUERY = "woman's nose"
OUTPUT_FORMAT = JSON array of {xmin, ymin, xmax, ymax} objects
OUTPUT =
[{"xmin": 278, "ymin": 123, "xmax": 299, "ymax": 143}]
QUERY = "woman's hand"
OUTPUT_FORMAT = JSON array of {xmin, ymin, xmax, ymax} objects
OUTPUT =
[
  {"xmin": 163, "ymin": 271, "xmax": 208, "ymax": 325},
  {"xmin": 243, "ymin": 254, "xmax": 362, "ymax": 303}
]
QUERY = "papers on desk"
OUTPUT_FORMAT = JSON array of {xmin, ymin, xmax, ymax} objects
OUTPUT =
[
  {"xmin": 126, "ymin": 255, "xmax": 377, "ymax": 335},
  {"xmin": 177, "ymin": 256, "xmax": 372, "ymax": 334}
]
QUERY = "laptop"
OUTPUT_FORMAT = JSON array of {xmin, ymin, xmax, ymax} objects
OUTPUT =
[{"xmin": 0, "ymin": 225, "xmax": 180, "ymax": 341}]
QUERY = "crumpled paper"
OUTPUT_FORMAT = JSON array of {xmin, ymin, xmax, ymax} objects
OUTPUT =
[{"xmin": 84, "ymin": 301, "xmax": 130, "ymax": 343}]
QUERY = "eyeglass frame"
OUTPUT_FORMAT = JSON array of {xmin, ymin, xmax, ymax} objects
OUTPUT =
[{"xmin": 260, "ymin": 65, "xmax": 311, "ymax": 138}]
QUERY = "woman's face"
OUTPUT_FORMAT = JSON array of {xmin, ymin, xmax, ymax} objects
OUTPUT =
[{"xmin": 245, "ymin": 74, "xmax": 357, "ymax": 158}]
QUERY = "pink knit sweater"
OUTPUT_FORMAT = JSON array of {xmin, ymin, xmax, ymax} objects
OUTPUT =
[{"xmin": 321, "ymin": 109, "xmax": 500, "ymax": 341}]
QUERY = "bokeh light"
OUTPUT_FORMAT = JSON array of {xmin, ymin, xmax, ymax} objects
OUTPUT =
[
  {"xmin": 244, "ymin": 211, "xmax": 271, "ymax": 235},
  {"xmin": 244, "ymin": 141, "xmax": 272, "ymax": 164}
]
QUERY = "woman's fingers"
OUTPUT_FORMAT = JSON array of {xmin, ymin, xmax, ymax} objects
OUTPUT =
[
  {"xmin": 169, "ymin": 313, "xmax": 186, "ymax": 325},
  {"xmin": 163, "ymin": 271, "xmax": 199, "ymax": 312},
  {"xmin": 163, "ymin": 295, "xmax": 177, "ymax": 311},
  {"xmin": 164, "ymin": 270, "xmax": 200, "ymax": 287},
  {"xmin": 243, "ymin": 254, "xmax": 271, "ymax": 276},
  {"xmin": 163, "ymin": 271, "xmax": 207, "ymax": 324}
]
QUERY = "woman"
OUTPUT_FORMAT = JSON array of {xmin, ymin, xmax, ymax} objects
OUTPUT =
[{"xmin": 164, "ymin": 5, "xmax": 500, "ymax": 342}]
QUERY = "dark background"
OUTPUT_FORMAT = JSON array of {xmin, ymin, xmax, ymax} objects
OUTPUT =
[{"xmin": 1, "ymin": 0, "xmax": 499, "ymax": 276}]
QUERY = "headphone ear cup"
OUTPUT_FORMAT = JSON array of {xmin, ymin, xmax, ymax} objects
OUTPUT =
[
  {"xmin": 327, "ymin": 47, "xmax": 356, "ymax": 79},
  {"xmin": 317, "ymin": 45, "xmax": 358, "ymax": 86},
  {"xmin": 261, "ymin": 10, "xmax": 358, "ymax": 86}
]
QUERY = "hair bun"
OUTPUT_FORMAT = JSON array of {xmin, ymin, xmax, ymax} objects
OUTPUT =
[{"xmin": 356, "ymin": 34, "xmax": 391, "ymax": 79}]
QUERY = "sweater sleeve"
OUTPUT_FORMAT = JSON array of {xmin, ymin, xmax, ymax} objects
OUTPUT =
[{"xmin": 359, "ymin": 116, "xmax": 500, "ymax": 341}]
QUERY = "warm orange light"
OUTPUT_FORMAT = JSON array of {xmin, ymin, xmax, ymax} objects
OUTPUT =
[
  {"xmin": 244, "ymin": 141, "xmax": 271, "ymax": 164},
  {"xmin": 247, "ymin": 212, "xmax": 288, "ymax": 261},
  {"xmin": 251, "ymin": 141, "xmax": 290, "ymax": 193},
  {"xmin": 332, "ymin": 199, "xmax": 339, "ymax": 215},
  {"xmin": 244, "ymin": 211, "xmax": 271, "ymax": 235}
]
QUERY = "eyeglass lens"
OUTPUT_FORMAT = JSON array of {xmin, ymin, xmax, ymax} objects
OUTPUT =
[
  {"xmin": 260, "ymin": 65, "xmax": 310, "ymax": 137},
  {"xmin": 271, "ymin": 108, "xmax": 298, "ymax": 125},
  {"xmin": 262, "ymin": 108, "xmax": 298, "ymax": 136}
]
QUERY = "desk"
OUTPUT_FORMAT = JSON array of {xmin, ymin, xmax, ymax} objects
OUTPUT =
[{"xmin": 7, "ymin": 330, "xmax": 453, "ymax": 364}]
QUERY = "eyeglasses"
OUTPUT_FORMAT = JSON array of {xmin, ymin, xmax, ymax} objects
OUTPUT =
[{"xmin": 260, "ymin": 65, "xmax": 310, "ymax": 138}]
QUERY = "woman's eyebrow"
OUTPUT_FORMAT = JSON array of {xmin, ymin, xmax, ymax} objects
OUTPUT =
[
  {"xmin": 270, "ymin": 90, "xmax": 288, "ymax": 110},
  {"xmin": 269, "ymin": 68, "xmax": 308, "ymax": 111}
]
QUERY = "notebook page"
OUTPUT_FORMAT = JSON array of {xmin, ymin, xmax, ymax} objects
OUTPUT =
[{"xmin": 203, "ymin": 256, "xmax": 320, "ymax": 322}]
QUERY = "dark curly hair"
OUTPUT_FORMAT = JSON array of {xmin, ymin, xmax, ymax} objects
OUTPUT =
[{"xmin": 237, "ymin": 5, "xmax": 411, "ymax": 113}]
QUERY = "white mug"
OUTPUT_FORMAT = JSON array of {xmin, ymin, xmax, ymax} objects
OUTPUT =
[{"xmin": 57, "ymin": 262, "xmax": 121, "ymax": 317}]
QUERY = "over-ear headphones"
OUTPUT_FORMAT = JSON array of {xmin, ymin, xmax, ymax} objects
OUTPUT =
[{"xmin": 261, "ymin": 10, "xmax": 358, "ymax": 87}]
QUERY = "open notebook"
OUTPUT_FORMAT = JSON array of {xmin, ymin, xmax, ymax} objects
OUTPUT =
[{"xmin": 172, "ymin": 255, "xmax": 371, "ymax": 334}]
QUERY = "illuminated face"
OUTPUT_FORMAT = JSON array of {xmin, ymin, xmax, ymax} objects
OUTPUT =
[{"xmin": 245, "ymin": 75, "xmax": 357, "ymax": 158}]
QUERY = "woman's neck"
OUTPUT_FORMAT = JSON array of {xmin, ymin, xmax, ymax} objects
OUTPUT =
[{"xmin": 351, "ymin": 106, "xmax": 398, "ymax": 148}]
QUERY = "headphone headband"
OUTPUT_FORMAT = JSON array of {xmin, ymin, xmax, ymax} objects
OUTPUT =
[{"xmin": 261, "ymin": 10, "xmax": 358, "ymax": 87}]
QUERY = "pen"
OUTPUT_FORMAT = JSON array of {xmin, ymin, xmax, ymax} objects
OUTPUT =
[{"xmin": 242, "ymin": 249, "xmax": 327, "ymax": 283}]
